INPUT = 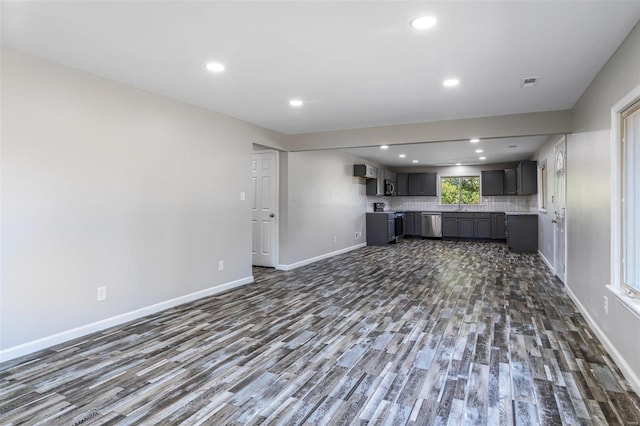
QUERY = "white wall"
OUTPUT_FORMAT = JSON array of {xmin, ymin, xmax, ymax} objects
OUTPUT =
[
  {"xmin": 278, "ymin": 151, "xmax": 367, "ymax": 268},
  {"xmin": 566, "ymin": 22, "xmax": 640, "ymax": 386},
  {"xmin": 0, "ymin": 47, "xmax": 287, "ymax": 355}
]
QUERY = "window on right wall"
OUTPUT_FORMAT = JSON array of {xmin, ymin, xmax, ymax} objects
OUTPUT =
[
  {"xmin": 537, "ymin": 160, "xmax": 547, "ymax": 212},
  {"xmin": 621, "ymin": 98, "xmax": 640, "ymax": 295}
]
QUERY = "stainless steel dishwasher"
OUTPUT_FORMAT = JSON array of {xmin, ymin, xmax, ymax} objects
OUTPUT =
[{"xmin": 421, "ymin": 212, "xmax": 442, "ymax": 238}]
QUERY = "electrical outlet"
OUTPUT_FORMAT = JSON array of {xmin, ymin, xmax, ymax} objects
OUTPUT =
[
  {"xmin": 603, "ymin": 296, "xmax": 608, "ymax": 314},
  {"xmin": 97, "ymin": 286, "xmax": 107, "ymax": 302},
  {"xmin": 240, "ymin": 191, "xmax": 245, "ymax": 201},
  {"xmin": 333, "ymin": 236, "xmax": 337, "ymax": 243},
  {"xmin": 355, "ymin": 232, "xmax": 360, "ymax": 240},
  {"xmin": 218, "ymin": 260, "xmax": 224, "ymax": 271}
]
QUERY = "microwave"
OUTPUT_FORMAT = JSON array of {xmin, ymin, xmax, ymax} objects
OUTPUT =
[{"xmin": 385, "ymin": 179, "xmax": 395, "ymax": 196}]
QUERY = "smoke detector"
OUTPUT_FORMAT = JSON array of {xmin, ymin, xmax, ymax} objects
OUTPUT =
[{"xmin": 521, "ymin": 77, "xmax": 539, "ymax": 88}]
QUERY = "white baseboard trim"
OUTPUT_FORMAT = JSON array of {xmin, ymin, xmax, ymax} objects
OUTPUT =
[
  {"xmin": 538, "ymin": 250, "xmax": 555, "ymax": 274},
  {"xmin": 0, "ymin": 276, "xmax": 254, "ymax": 363},
  {"xmin": 563, "ymin": 283, "xmax": 640, "ymax": 396},
  {"xmin": 277, "ymin": 243, "xmax": 366, "ymax": 271}
]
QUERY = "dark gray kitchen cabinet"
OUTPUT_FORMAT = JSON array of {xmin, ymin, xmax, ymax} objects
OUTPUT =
[
  {"xmin": 405, "ymin": 212, "xmax": 415, "ymax": 235},
  {"xmin": 474, "ymin": 213, "xmax": 491, "ymax": 239},
  {"xmin": 442, "ymin": 216, "xmax": 458, "ymax": 237},
  {"xmin": 397, "ymin": 173, "xmax": 408, "ymax": 196},
  {"xmin": 442, "ymin": 213, "xmax": 474, "ymax": 238},
  {"xmin": 408, "ymin": 173, "xmax": 437, "ymax": 196},
  {"xmin": 516, "ymin": 161, "xmax": 537, "ymax": 195},
  {"xmin": 404, "ymin": 212, "xmax": 422, "ymax": 237},
  {"xmin": 504, "ymin": 169, "xmax": 517, "ymax": 195},
  {"xmin": 413, "ymin": 213, "xmax": 422, "ymax": 236},
  {"xmin": 366, "ymin": 212, "xmax": 396, "ymax": 245},
  {"xmin": 506, "ymin": 214, "xmax": 538, "ymax": 252},
  {"xmin": 491, "ymin": 213, "xmax": 506, "ymax": 239},
  {"xmin": 481, "ymin": 170, "xmax": 505, "ymax": 196},
  {"xmin": 404, "ymin": 212, "xmax": 422, "ymax": 236},
  {"xmin": 457, "ymin": 215, "xmax": 475, "ymax": 238}
]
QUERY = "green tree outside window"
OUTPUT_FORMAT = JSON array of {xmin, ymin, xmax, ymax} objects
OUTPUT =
[{"xmin": 440, "ymin": 176, "xmax": 480, "ymax": 205}]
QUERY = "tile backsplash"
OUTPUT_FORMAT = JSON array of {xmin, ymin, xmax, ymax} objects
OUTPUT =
[{"xmin": 366, "ymin": 195, "xmax": 538, "ymax": 212}]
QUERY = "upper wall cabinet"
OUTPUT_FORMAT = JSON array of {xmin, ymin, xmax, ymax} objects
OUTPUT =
[
  {"xmin": 408, "ymin": 172, "xmax": 437, "ymax": 196},
  {"xmin": 504, "ymin": 168, "xmax": 517, "ymax": 195},
  {"xmin": 481, "ymin": 170, "xmax": 505, "ymax": 196},
  {"xmin": 480, "ymin": 161, "xmax": 537, "ymax": 196},
  {"xmin": 397, "ymin": 173, "xmax": 408, "ymax": 196},
  {"xmin": 516, "ymin": 160, "xmax": 538, "ymax": 195},
  {"xmin": 353, "ymin": 164, "xmax": 376, "ymax": 179}
]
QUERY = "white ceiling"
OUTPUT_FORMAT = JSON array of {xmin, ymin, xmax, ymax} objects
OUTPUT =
[
  {"xmin": 2, "ymin": 1, "xmax": 640, "ymax": 137},
  {"xmin": 340, "ymin": 135, "xmax": 549, "ymax": 167}
]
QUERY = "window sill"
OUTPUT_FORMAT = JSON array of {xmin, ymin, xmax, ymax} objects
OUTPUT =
[{"xmin": 606, "ymin": 285, "xmax": 640, "ymax": 320}]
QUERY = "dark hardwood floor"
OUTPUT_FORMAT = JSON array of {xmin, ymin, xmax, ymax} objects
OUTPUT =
[{"xmin": 1, "ymin": 239, "xmax": 639, "ymax": 425}]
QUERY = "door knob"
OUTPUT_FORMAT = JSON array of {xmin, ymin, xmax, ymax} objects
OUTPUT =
[{"xmin": 269, "ymin": 213, "xmax": 275, "ymax": 218}]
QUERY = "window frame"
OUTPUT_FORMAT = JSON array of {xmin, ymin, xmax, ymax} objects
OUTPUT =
[
  {"xmin": 609, "ymin": 84, "xmax": 640, "ymax": 319},
  {"xmin": 537, "ymin": 159, "xmax": 547, "ymax": 212},
  {"xmin": 439, "ymin": 175, "xmax": 481, "ymax": 206}
]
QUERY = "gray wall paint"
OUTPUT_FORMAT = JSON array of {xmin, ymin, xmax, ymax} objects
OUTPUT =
[
  {"xmin": 278, "ymin": 151, "xmax": 367, "ymax": 266},
  {"xmin": 567, "ymin": 23, "xmax": 640, "ymax": 380},
  {"xmin": 0, "ymin": 48, "xmax": 287, "ymax": 349},
  {"xmin": 573, "ymin": 22, "xmax": 640, "ymax": 132}
]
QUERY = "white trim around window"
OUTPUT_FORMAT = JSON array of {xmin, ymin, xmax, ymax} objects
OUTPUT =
[{"xmin": 610, "ymin": 84, "xmax": 640, "ymax": 320}]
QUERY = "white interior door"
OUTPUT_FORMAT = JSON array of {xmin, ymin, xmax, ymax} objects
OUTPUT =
[
  {"xmin": 554, "ymin": 138, "xmax": 567, "ymax": 283},
  {"xmin": 251, "ymin": 151, "xmax": 278, "ymax": 267}
]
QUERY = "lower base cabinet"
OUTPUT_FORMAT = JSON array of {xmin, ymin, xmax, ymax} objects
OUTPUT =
[
  {"xmin": 474, "ymin": 213, "xmax": 491, "ymax": 239},
  {"xmin": 491, "ymin": 213, "xmax": 506, "ymax": 239},
  {"xmin": 506, "ymin": 214, "xmax": 538, "ymax": 252},
  {"xmin": 404, "ymin": 212, "xmax": 422, "ymax": 236},
  {"xmin": 366, "ymin": 213, "xmax": 396, "ymax": 245},
  {"xmin": 443, "ymin": 212, "xmax": 507, "ymax": 240}
]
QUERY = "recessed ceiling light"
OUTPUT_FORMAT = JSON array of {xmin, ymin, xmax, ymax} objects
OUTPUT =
[
  {"xmin": 206, "ymin": 62, "xmax": 225, "ymax": 73},
  {"xmin": 470, "ymin": 138, "xmax": 480, "ymax": 143},
  {"xmin": 479, "ymin": 156, "xmax": 486, "ymax": 160},
  {"xmin": 399, "ymin": 154, "xmax": 406, "ymax": 158},
  {"xmin": 412, "ymin": 160, "xmax": 419, "ymax": 163},
  {"xmin": 475, "ymin": 149, "xmax": 483, "ymax": 153},
  {"xmin": 410, "ymin": 16, "xmax": 437, "ymax": 30},
  {"xmin": 381, "ymin": 145, "xmax": 389, "ymax": 150},
  {"xmin": 456, "ymin": 163, "xmax": 462, "ymax": 166},
  {"xmin": 289, "ymin": 99, "xmax": 303, "ymax": 107},
  {"xmin": 443, "ymin": 78, "xmax": 460, "ymax": 87}
]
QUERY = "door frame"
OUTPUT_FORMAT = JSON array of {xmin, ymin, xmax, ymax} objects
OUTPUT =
[
  {"xmin": 251, "ymin": 149, "xmax": 280, "ymax": 268},
  {"xmin": 553, "ymin": 136, "xmax": 567, "ymax": 283}
]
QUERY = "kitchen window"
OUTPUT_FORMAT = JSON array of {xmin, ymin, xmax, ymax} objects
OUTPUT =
[{"xmin": 440, "ymin": 176, "xmax": 480, "ymax": 205}]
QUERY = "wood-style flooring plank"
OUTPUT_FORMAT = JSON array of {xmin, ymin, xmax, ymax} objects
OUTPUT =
[{"xmin": 1, "ymin": 239, "xmax": 639, "ymax": 425}]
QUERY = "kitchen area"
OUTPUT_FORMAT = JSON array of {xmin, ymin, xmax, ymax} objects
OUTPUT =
[{"xmin": 357, "ymin": 160, "xmax": 539, "ymax": 253}]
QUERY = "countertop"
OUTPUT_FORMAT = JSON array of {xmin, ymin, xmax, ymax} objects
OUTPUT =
[{"xmin": 504, "ymin": 212, "xmax": 539, "ymax": 216}]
